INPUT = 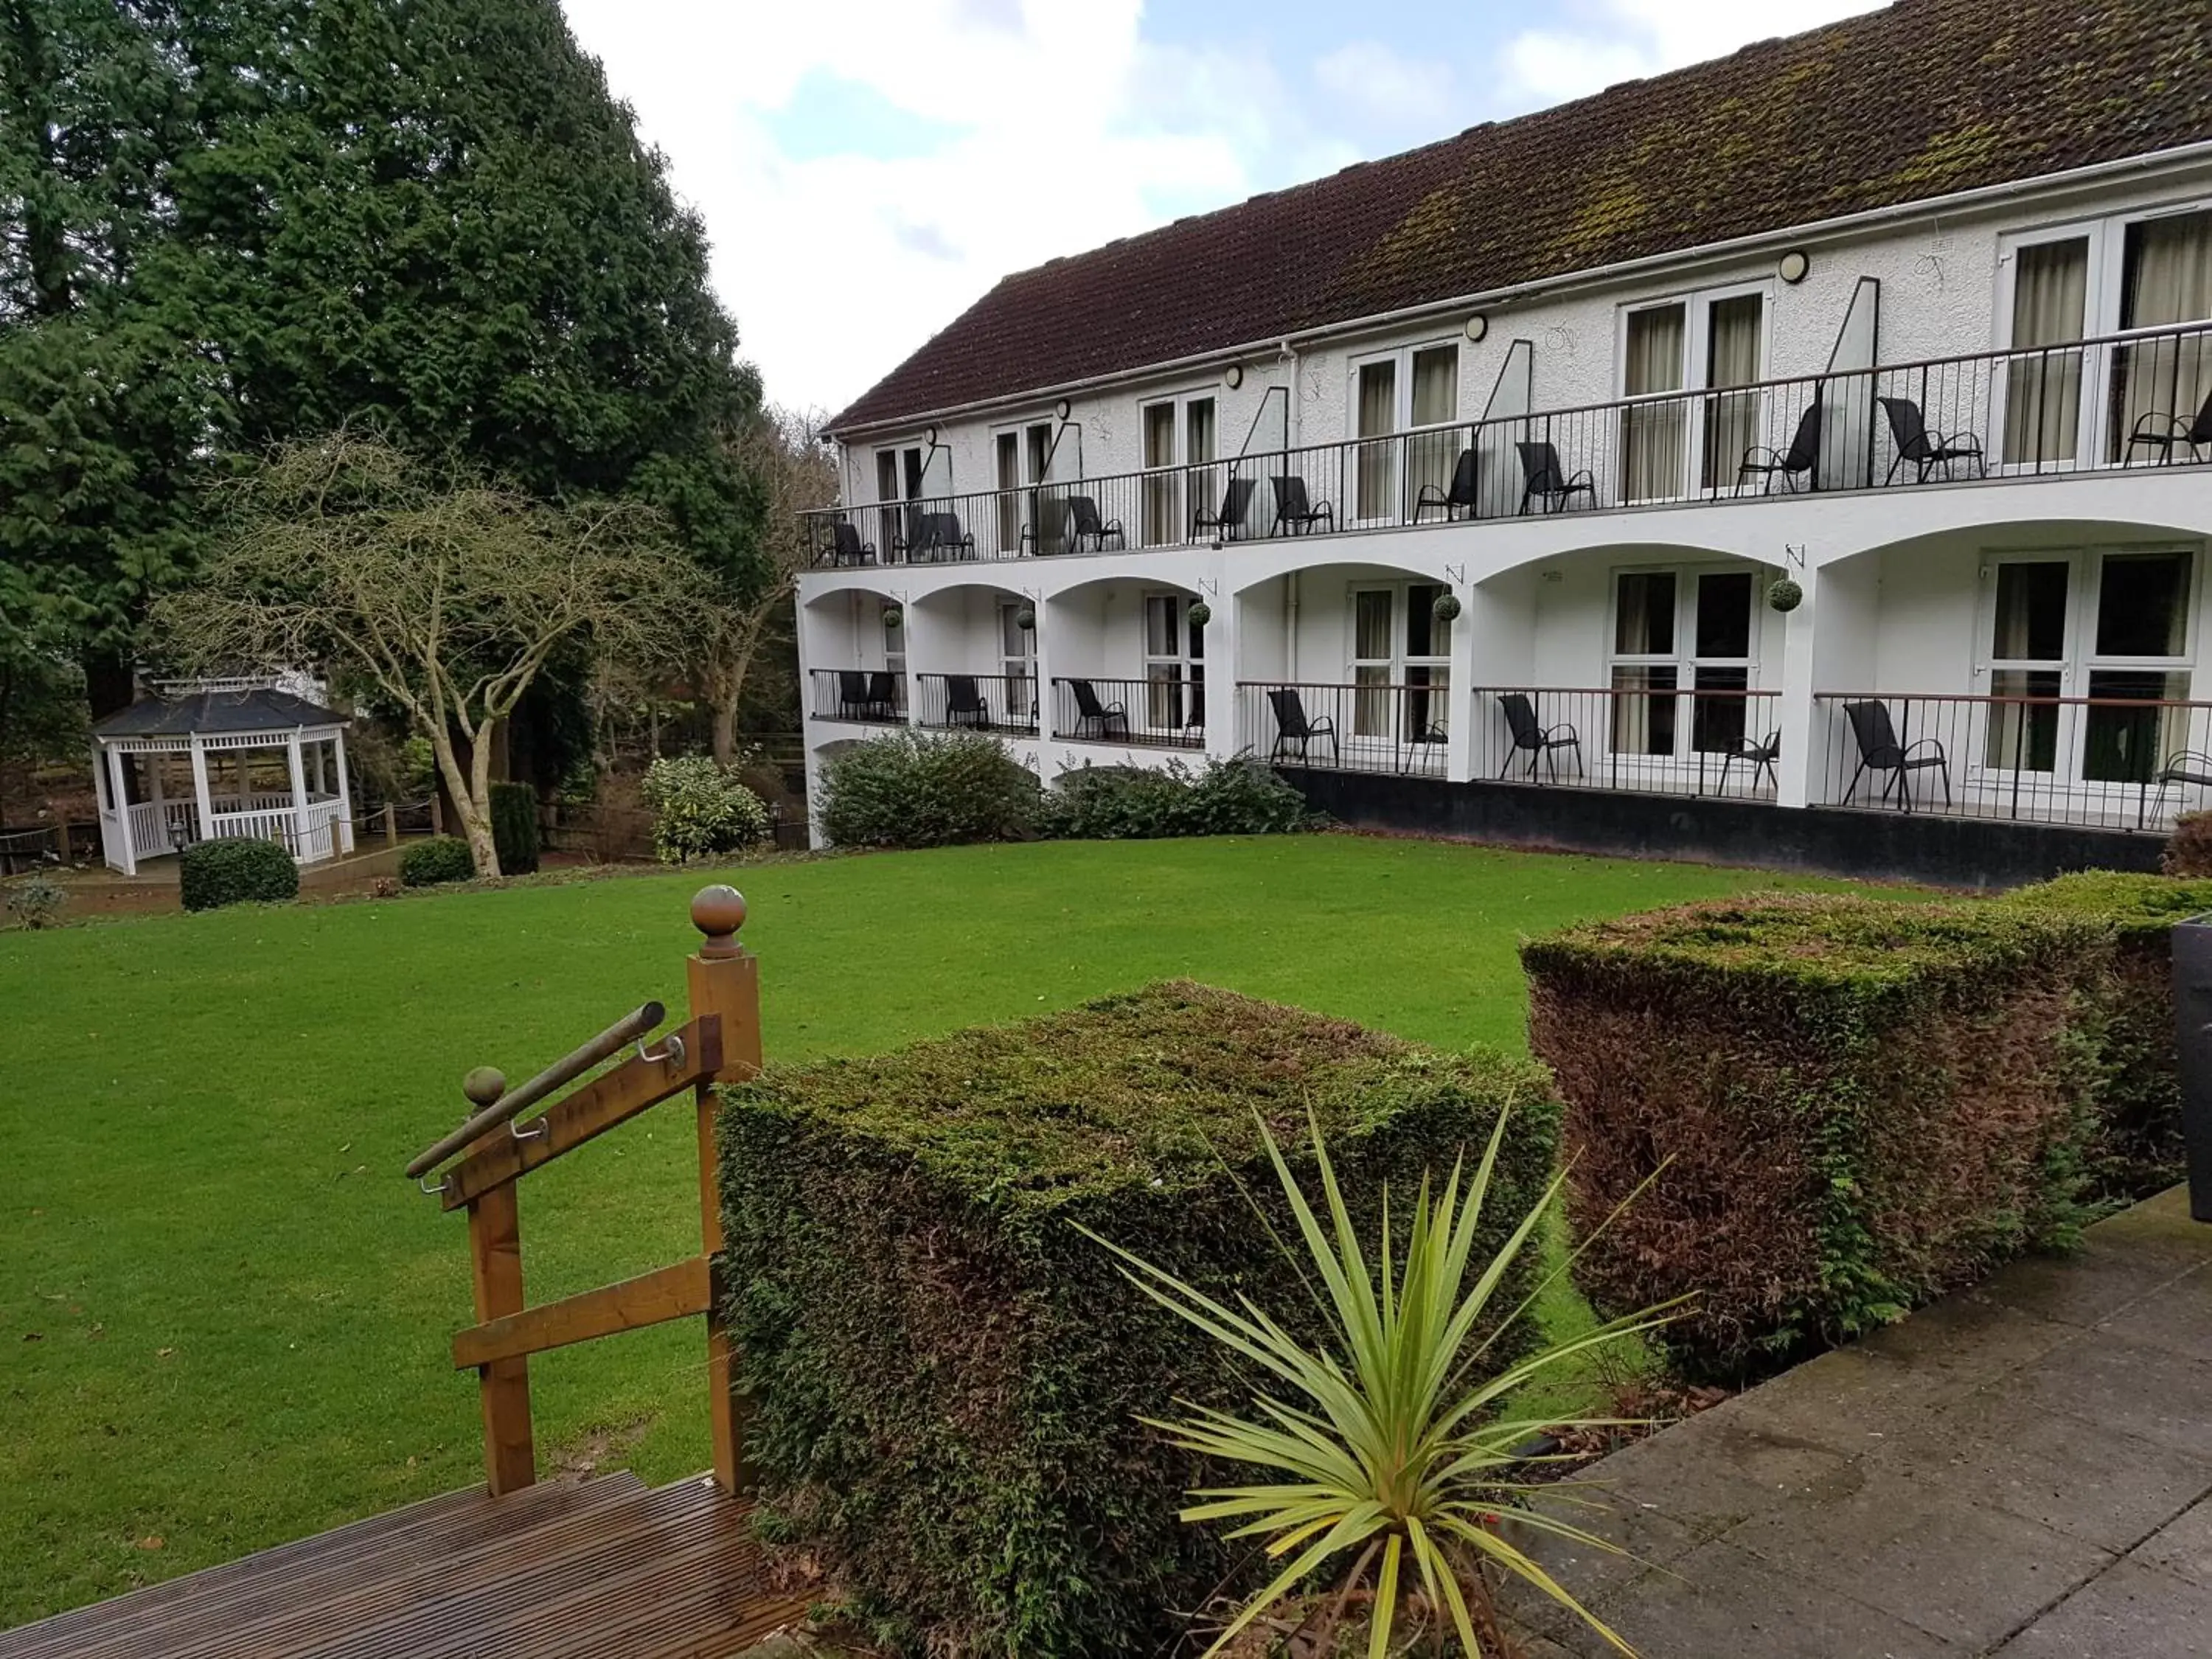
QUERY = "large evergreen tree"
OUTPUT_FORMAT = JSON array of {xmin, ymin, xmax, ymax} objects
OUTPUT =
[{"xmin": 0, "ymin": 0, "xmax": 762, "ymax": 738}]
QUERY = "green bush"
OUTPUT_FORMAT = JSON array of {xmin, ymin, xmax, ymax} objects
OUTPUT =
[
  {"xmin": 179, "ymin": 836, "xmax": 300, "ymax": 912},
  {"xmin": 5, "ymin": 875, "xmax": 66, "ymax": 929},
  {"xmin": 490, "ymin": 782, "xmax": 540, "ymax": 875},
  {"xmin": 2001, "ymin": 871, "xmax": 2212, "ymax": 1197},
  {"xmin": 815, "ymin": 729, "xmax": 1037, "ymax": 849},
  {"xmin": 717, "ymin": 981, "xmax": 1559, "ymax": 1658},
  {"xmin": 1036, "ymin": 755, "xmax": 1320, "ymax": 840},
  {"xmin": 399, "ymin": 835, "xmax": 475, "ymax": 887},
  {"xmin": 639, "ymin": 755, "xmax": 769, "ymax": 863},
  {"xmin": 1523, "ymin": 894, "xmax": 2112, "ymax": 1380}
]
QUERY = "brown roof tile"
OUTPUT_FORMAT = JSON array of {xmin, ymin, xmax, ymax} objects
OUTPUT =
[{"xmin": 828, "ymin": 0, "xmax": 2212, "ymax": 434}]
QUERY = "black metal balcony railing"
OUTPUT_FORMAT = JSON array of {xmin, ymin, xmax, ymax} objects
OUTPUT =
[
  {"xmin": 1812, "ymin": 691, "xmax": 2212, "ymax": 832},
  {"xmin": 809, "ymin": 667, "xmax": 908, "ymax": 725},
  {"xmin": 801, "ymin": 321, "xmax": 2212, "ymax": 564},
  {"xmin": 1237, "ymin": 681, "xmax": 1454, "ymax": 778},
  {"xmin": 913, "ymin": 672, "xmax": 1041, "ymax": 736},
  {"xmin": 1465, "ymin": 685, "xmax": 1786, "ymax": 800},
  {"xmin": 1050, "ymin": 675, "xmax": 1206, "ymax": 749}
]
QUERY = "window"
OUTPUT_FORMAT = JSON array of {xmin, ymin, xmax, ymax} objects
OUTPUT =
[
  {"xmin": 1619, "ymin": 288, "xmax": 1767, "ymax": 501},
  {"xmin": 995, "ymin": 431, "xmax": 1021, "ymax": 554},
  {"xmin": 874, "ymin": 443, "xmax": 927, "ymax": 554},
  {"xmin": 1349, "ymin": 344, "xmax": 1460, "ymax": 522},
  {"xmin": 992, "ymin": 420, "xmax": 1067, "ymax": 552},
  {"xmin": 1140, "ymin": 394, "xmax": 1217, "ymax": 547},
  {"xmin": 1143, "ymin": 593, "xmax": 1204, "ymax": 734},
  {"xmin": 2003, "ymin": 236, "xmax": 2090, "ymax": 465},
  {"xmin": 2116, "ymin": 210, "xmax": 2212, "ymax": 460},
  {"xmin": 1979, "ymin": 548, "xmax": 2196, "ymax": 784},
  {"xmin": 998, "ymin": 600, "xmax": 1034, "ymax": 720},
  {"xmin": 1348, "ymin": 583, "xmax": 1451, "ymax": 744},
  {"xmin": 1608, "ymin": 567, "xmax": 1756, "ymax": 756}
]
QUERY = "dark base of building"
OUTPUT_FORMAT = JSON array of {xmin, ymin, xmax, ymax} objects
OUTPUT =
[{"xmin": 1281, "ymin": 770, "xmax": 2166, "ymax": 891}]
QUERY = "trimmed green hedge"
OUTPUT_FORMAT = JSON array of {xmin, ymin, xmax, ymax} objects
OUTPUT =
[
  {"xmin": 1524, "ymin": 894, "xmax": 2111, "ymax": 1380},
  {"xmin": 1037, "ymin": 756, "xmax": 1320, "ymax": 839},
  {"xmin": 490, "ymin": 782, "xmax": 540, "ymax": 875},
  {"xmin": 815, "ymin": 729, "xmax": 1038, "ymax": 849},
  {"xmin": 2001, "ymin": 872, "xmax": 2212, "ymax": 1197},
  {"xmin": 717, "ymin": 981, "xmax": 1559, "ymax": 1658},
  {"xmin": 399, "ymin": 835, "xmax": 475, "ymax": 887},
  {"xmin": 178, "ymin": 836, "xmax": 299, "ymax": 911}
]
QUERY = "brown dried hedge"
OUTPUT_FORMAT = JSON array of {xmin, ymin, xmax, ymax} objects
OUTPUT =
[
  {"xmin": 1523, "ymin": 894, "xmax": 2111, "ymax": 1381},
  {"xmin": 715, "ymin": 981, "xmax": 1559, "ymax": 1658},
  {"xmin": 2164, "ymin": 811, "xmax": 2212, "ymax": 876},
  {"xmin": 2000, "ymin": 871, "xmax": 2212, "ymax": 1197}
]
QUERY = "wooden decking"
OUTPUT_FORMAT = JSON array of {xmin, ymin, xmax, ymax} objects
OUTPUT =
[{"xmin": 0, "ymin": 1472, "xmax": 808, "ymax": 1659}]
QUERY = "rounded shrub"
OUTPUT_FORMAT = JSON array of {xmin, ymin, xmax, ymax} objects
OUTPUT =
[
  {"xmin": 179, "ymin": 836, "xmax": 300, "ymax": 912},
  {"xmin": 400, "ymin": 835, "xmax": 476, "ymax": 887},
  {"xmin": 6, "ymin": 874, "xmax": 66, "ymax": 930},
  {"xmin": 489, "ymin": 782, "xmax": 540, "ymax": 875},
  {"xmin": 640, "ymin": 755, "xmax": 771, "ymax": 863},
  {"xmin": 1037, "ymin": 756, "xmax": 1320, "ymax": 840},
  {"xmin": 815, "ymin": 730, "xmax": 1037, "ymax": 849}
]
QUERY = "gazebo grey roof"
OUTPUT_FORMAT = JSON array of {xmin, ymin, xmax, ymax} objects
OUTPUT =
[{"xmin": 93, "ymin": 689, "xmax": 348, "ymax": 740}]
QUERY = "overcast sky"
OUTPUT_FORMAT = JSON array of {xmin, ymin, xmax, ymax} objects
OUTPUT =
[{"xmin": 557, "ymin": 0, "xmax": 1886, "ymax": 417}]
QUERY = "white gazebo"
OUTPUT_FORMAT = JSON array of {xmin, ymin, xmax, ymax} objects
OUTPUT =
[{"xmin": 91, "ymin": 681, "xmax": 355, "ymax": 876}]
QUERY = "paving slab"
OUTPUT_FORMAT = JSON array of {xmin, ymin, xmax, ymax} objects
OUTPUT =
[{"xmin": 1534, "ymin": 1188, "xmax": 2212, "ymax": 1658}]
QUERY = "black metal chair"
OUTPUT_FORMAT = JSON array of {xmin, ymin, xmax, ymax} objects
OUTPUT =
[
  {"xmin": 1841, "ymin": 700, "xmax": 1950, "ymax": 810},
  {"xmin": 863, "ymin": 671, "xmax": 900, "ymax": 720},
  {"xmin": 1066, "ymin": 495, "xmax": 1125, "ymax": 553},
  {"xmin": 2127, "ymin": 388, "xmax": 2212, "ymax": 465},
  {"xmin": 1265, "ymin": 687, "xmax": 1336, "ymax": 765},
  {"xmin": 836, "ymin": 670, "xmax": 887, "ymax": 720},
  {"xmin": 1068, "ymin": 679, "xmax": 1128, "ymax": 740},
  {"xmin": 944, "ymin": 674, "xmax": 992, "ymax": 729},
  {"xmin": 1496, "ymin": 692, "xmax": 1579, "ymax": 782},
  {"xmin": 1269, "ymin": 476, "xmax": 1335, "ymax": 536},
  {"xmin": 1721, "ymin": 729, "xmax": 1782, "ymax": 794},
  {"xmin": 1878, "ymin": 397, "xmax": 1985, "ymax": 485},
  {"xmin": 1737, "ymin": 401, "xmax": 1823, "ymax": 495},
  {"xmin": 900, "ymin": 512, "xmax": 976, "ymax": 563},
  {"xmin": 826, "ymin": 522, "xmax": 877, "ymax": 566},
  {"xmin": 1514, "ymin": 442, "xmax": 1596, "ymax": 515},
  {"xmin": 1193, "ymin": 477, "xmax": 1256, "ymax": 541},
  {"xmin": 1413, "ymin": 449, "xmax": 1480, "ymax": 522}
]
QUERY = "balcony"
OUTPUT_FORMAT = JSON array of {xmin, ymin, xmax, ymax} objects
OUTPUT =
[
  {"xmin": 1049, "ymin": 676, "xmax": 1205, "ymax": 750},
  {"xmin": 801, "ymin": 322, "xmax": 2212, "ymax": 566},
  {"xmin": 914, "ymin": 672, "xmax": 1040, "ymax": 737},
  {"xmin": 808, "ymin": 669, "xmax": 907, "ymax": 726}
]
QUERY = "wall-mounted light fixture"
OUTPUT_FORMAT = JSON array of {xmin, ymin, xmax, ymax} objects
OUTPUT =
[
  {"xmin": 1054, "ymin": 398, "xmax": 1072, "ymax": 420},
  {"xmin": 1778, "ymin": 249, "xmax": 1812, "ymax": 285},
  {"xmin": 1464, "ymin": 314, "xmax": 1489, "ymax": 344},
  {"xmin": 923, "ymin": 424, "xmax": 939, "ymax": 447},
  {"xmin": 1222, "ymin": 364, "xmax": 1245, "ymax": 389}
]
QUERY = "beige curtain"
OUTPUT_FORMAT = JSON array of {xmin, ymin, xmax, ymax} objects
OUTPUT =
[
  {"xmin": 1352, "ymin": 589, "xmax": 1393, "ymax": 737},
  {"xmin": 2003, "ymin": 238, "xmax": 2087, "ymax": 465},
  {"xmin": 2118, "ymin": 212, "xmax": 2212, "ymax": 459},
  {"xmin": 1356, "ymin": 361, "xmax": 1398, "ymax": 519},
  {"xmin": 1407, "ymin": 346, "xmax": 1459, "ymax": 507},
  {"xmin": 1701, "ymin": 295, "xmax": 1764, "ymax": 491},
  {"xmin": 1142, "ymin": 403, "xmax": 1178, "ymax": 546},
  {"xmin": 1623, "ymin": 305, "xmax": 1686, "ymax": 501},
  {"xmin": 995, "ymin": 433, "xmax": 1020, "ymax": 554}
]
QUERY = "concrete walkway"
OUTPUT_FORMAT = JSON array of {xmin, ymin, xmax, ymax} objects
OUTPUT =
[{"xmin": 1512, "ymin": 1187, "xmax": 2212, "ymax": 1658}]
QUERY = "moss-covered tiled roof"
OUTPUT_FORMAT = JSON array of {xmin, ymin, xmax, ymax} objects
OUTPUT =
[{"xmin": 829, "ymin": 0, "xmax": 2212, "ymax": 434}]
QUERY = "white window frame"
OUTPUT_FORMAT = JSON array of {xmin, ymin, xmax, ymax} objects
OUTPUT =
[
  {"xmin": 1972, "ymin": 541, "xmax": 2201, "ymax": 793},
  {"xmin": 1136, "ymin": 391, "xmax": 1220, "ymax": 549},
  {"xmin": 1140, "ymin": 590, "xmax": 1206, "ymax": 737},
  {"xmin": 1345, "ymin": 341, "xmax": 1463, "ymax": 525},
  {"xmin": 1344, "ymin": 580, "xmax": 1453, "ymax": 757},
  {"xmin": 1603, "ymin": 561, "xmax": 1764, "ymax": 771},
  {"xmin": 1614, "ymin": 281, "xmax": 1774, "ymax": 504}
]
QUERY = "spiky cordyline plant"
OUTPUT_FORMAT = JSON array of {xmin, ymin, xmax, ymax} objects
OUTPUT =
[{"xmin": 1079, "ymin": 1107, "xmax": 1676, "ymax": 1658}]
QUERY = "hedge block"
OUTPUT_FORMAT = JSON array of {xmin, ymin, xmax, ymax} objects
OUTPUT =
[
  {"xmin": 399, "ymin": 835, "xmax": 475, "ymax": 886},
  {"xmin": 1523, "ymin": 894, "xmax": 2111, "ymax": 1380},
  {"xmin": 2002, "ymin": 872, "xmax": 2212, "ymax": 1197},
  {"xmin": 178, "ymin": 835, "xmax": 299, "ymax": 911},
  {"xmin": 716, "ymin": 981, "xmax": 1559, "ymax": 1658}
]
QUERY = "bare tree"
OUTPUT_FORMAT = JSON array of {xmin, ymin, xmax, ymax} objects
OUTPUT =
[
  {"xmin": 156, "ymin": 431, "xmax": 699, "ymax": 876},
  {"xmin": 700, "ymin": 404, "xmax": 834, "ymax": 765}
]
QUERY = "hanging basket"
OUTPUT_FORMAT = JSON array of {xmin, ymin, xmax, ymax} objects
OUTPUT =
[
  {"xmin": 1015, "ymin": 605, "xmax": 1037, "ymax": 631},
  {"xmin": 881, "ymin": 605, "xmax": 903, "ymax": 631},
  {"xmin": 1767, "ymin": 579, "xmax": 1804, "ymax": 614},
  {"xmin": 1186, "ymin": 600, "xmax": 1212, "ymax": 629},
  {"xmin": 1432, "ymin": 592, "xmax": 1463, "ymax": 624}
]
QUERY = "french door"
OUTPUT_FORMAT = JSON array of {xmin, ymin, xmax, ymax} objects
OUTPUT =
[
  {"xmin": 1349, "ymin": 585, "xmax": 1452, "ymax": 748},
  {"xmin": 1620, "ymin": 290, "xmax": 1767, "ymax": 502},
  {"xmin": 1144, "ymin": 593, "xmax": 1204, "ymax": 735}
]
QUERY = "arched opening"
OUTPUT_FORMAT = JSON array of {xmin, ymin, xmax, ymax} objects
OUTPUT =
[
  {"xmin": 1043, "ymin": 575, "xmax": 1207, "ymax": 751},
  {"xmin": 910, "ymin": 582, "xmax": 1037, "ymax": 734},
  {"xmin": 802, "ymin": 586, "xmax": 910, "ymax": 727}
]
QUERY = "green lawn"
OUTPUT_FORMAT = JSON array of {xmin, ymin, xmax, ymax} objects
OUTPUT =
[{"xmin": 1, "ymin": 835, "xmax": 1889, "ymax": 1626}]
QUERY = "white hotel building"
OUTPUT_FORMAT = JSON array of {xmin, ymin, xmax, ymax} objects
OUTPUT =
[{"xmin": 796, "ymin": 0, "xmax": 2212, "ymax": 885}]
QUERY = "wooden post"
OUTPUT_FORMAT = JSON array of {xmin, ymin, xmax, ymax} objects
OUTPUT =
[
  {"xmin": 459, "ymin": 1065, "xmax": 535, "ymax": 1495},
  {"xmin": 383, "ymin": 804, "xmax": 398, "ymax": 847},
  {"xmin": 686, "ymin": 886, "xmax": 762, "ymax": 1497},
  {"xmin": 431, "ymin": 794, "xmax": 445, "ymax": 835}
]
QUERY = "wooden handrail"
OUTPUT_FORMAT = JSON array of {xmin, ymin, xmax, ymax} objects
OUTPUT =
[
  {"xmin": 414, "ymin": 886, "xmax": 761, "ymax": 1498},
  {"xmin": 404, "ymin": 1001, "xmax": 665, "ymax": 1179}
]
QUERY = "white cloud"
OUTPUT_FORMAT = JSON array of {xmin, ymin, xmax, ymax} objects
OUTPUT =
[
  {"xmin": 1500, "ymin": 0, "xmax": 1885, "ymax": 109},
  {"xmin": 1312, "ymin": 41, "xmax": 1455, "ymax": 136}
]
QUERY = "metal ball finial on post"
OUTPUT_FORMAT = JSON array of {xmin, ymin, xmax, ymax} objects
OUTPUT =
[{"xmin": 691, "ymin": 885, "xmax": 748, "ymax": 960}]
